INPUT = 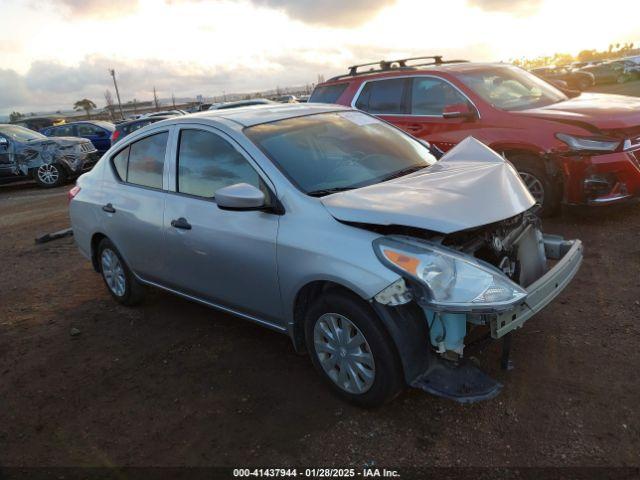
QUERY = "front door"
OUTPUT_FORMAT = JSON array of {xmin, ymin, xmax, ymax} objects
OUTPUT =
[
  {"xmin": 392, "ymin": 76, "xmax": 480, "ymax": 153},
  {"xmin": 162, "ymin": 126, "xmax": 282, "ymax": 323},
  {"xmin": 0, "ymin": 135, "xmax": 14, "ymax": 177}
]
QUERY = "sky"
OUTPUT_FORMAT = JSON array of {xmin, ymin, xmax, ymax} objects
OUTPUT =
[{"xmin": 1, "ymin": 0, "xmax": 639, "ymax": 116}]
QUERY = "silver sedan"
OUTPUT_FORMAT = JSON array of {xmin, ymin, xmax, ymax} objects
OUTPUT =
[{"xmin": 69, "ymin": 104, "xmax": 582, "ymax": 406}]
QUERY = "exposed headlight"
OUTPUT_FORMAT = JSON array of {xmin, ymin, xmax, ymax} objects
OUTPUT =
[
  {"xmin": 556, "ymin": 133, "xmax": 620, "ymax": 152},
  {"xmin": 374, "ymin": 237, "xmax": 527, "ymax": 313}
]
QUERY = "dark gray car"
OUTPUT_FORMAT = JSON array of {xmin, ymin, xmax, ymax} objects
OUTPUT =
[{"xmin": 0, "ymin": 124, "xmax": 97, "ymax": 187}]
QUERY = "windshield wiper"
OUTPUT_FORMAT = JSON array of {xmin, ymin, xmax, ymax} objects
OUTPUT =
[
  {"xmin": 307, "ymin": 186, "xmax": 355, "ymax": 197},
  {"xmin": 379, "ymin": 164, "xmax": 427, "ymax": 182}
]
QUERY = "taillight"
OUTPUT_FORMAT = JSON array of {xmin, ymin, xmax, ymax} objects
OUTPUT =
[
  {"xmin": 111, "ymin": 130, "xmax": 120, "ymax": 143},
  {"xmin": 68, "ymin": 185, "xmax": 81, "ymax": 203}
]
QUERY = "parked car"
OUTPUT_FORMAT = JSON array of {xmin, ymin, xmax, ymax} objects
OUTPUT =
[
  {"xmin": 145, "ymin": 110, "xmax": 187, "ymax": 118},
  {"xmin": 110, "ymin": 116, "xmax": 175, "ymax": 145},
  {"xmin": 274, "ymin": 95, "xmax": 298, "ymax": 103},
  {"xmin": 530, "ymin": 66, "xmax": 594, "ymax": 91},
  {"xmin": 208, "ymin": 99, "xmax": 276, "ymax": 110},
  {"xmin": 187, "ymin": 103, "xmax": 212, "ymax": 113},
  {"xmin": 68, "ymin": 104, "xmax": 582, "ymax": 406},
  {"xmin": 579, "ymin": 61, "xmax": 633, "ymax": 84},
  {"xmin": 0, "ymin": 124, "xmax": 97, "ymax": 187},
  {"xmin": 311, "ymin": 56, "xmax": 640, "ymax": 215},
  {"xmin": 42, "ymin": 121, "xmax": 115, "ymax": 154}
]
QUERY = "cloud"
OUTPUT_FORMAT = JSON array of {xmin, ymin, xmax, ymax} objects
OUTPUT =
[
  {"xmin": 466, "ymin": 0, "xmax": 543, "ymax": 15},
  {"xmin": 0, "ymin": 53, "xmax": 340, "ymax": 114},
  {"xmin": 42, "ymin": 0, "xmax": 140, "ymax": 18},
  {"xmin": 168, "ymin": 0, "xmax": 396, "ymax": 27}
]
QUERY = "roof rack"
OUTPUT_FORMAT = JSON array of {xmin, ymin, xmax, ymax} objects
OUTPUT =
[{"xmin": 328, "ymin": 56, "xmax": 469, "ymax": 82}]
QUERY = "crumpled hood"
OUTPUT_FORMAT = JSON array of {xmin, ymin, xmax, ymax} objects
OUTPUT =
[
  {"xmin": 321, "ymin": 137, "xmax": 535, "ymax": 234},
  {"xmin": 516, "ymin": 93, "xmax": 640, "ymax": 131}
]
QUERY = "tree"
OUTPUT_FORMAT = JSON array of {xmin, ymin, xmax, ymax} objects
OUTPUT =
[
  {"xmin": 153, "ymin": 86, "xmax": 160, "ymax": 110},
  {"xmin": 104, "ymin": 90, "xmax": 115, "ymax": 120},
  {"xmin": 9, "ymin": 111, "xmax": 24, "ymax": 122},
  {"xmin": 74, "ymin": 99, "xmax": 97, "ymax": 119}
]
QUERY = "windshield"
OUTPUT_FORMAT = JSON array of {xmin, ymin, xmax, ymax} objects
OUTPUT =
[
  {"xmin": 0, "ymin": 125, "xmax": 46, "ymax": 142},
  {"xmin": 456, "ymin": 65, "xmax": 568, "ymax": 111},
  {"xmin": 245, "ymin": 111, "xmax": 437, "ymax": 195}
]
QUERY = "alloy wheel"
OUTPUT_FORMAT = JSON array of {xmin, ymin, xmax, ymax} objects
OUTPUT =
[
  {"xmin": 313, "ymin": 313, "xmax": 375, "ymax": 394},
  {"xmin": 36, "ymin": 164, "xmax": 60, "ymax": 185},
  {"xmin": 519, "ymin": 171, "xmax": 545, "ymax": 206},
  {"xmin": 101, "ymin": 248, "xmax": 126, "ymax": 297}
]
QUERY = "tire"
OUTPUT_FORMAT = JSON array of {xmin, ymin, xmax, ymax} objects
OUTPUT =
[
  {"xmin": 506, "ymin": 153, "xmax": 561, "ymax": 217},
  {"xmin": 33, "ymin": 163, "xmax": 67, "ymax": 188},
  {"xmin": 304, "ymin": 290, "xmax": 404, "ymax": 407},
  {"xmin": 97, "ymin": 238, "xmax": 144, "ymax": 306}
]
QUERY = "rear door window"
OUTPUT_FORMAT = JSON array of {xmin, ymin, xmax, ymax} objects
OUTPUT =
[
  {"xmin": 355, "ymin": 78, "xmax": 408, "ymax": 114},
  {"xmin": 309, "ymin": 83, "xmax": 349, "ymax": 104},
  {"xmin": 54, "ymin": 124, "xmax": 75, "ymax": 136},
  {"xmin": 77, "ymin": 124, "xmax": 103, "ymax": 136},
  {"xmin": 113, "ymin": 132, "xmax": 168, "ymax": 189},
  {"xmin": 410, "ymin": 77, "xmax": 469, "ymax": 115}
]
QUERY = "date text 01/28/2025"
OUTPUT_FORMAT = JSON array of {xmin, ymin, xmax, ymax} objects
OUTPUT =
[{"xmin": 232, "ymin": 468, "xmax": 401, "ymax": 477}]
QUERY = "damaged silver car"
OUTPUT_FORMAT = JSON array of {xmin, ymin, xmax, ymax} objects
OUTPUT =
[
  {"xmin": 0, "ymin": 124, "xmax": 97, "ymax": 188},
  {"xmin": 69, "ymin": 104, "xmax": 582, "ymax": 406}
]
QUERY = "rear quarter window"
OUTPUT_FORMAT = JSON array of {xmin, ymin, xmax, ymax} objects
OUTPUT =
[
  {"xmin": 110, "ymin": 132, "xmax": 168, "ymax": 189},
  {"xmin": 355, "ymin": 78, "xmax": 408, "ymax": 114},
  {"xmin": 309, "ymin": 83, "xmax": 349, "ymax": 104}
]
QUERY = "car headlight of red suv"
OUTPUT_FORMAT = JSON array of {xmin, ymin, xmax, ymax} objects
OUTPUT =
[{"xmin": 556, "ymin": 133, "xmax": 620, "ymax": 153}]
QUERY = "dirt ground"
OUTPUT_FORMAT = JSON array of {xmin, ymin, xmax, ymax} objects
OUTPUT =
[{"xmin": 0, "ymin": 179, "xmax": 639, "ymax": 470}]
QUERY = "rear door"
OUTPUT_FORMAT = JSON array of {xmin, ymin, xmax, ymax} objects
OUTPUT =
[
  {"xmin": 162, "ymin": 125, "xmax": 282, "ymax": 323},
  {"xmin": 100, "ymin": 127, "xmax": 171, "ymax": 282},
  {"xmin": 77, "ymin": 123, "xmax": 111, "ymax": 152}
]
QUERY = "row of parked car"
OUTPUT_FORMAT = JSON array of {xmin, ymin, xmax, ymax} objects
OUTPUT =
[{"xmin": 531, "ymin": 57, "xmax": 640, "ymax": 91}]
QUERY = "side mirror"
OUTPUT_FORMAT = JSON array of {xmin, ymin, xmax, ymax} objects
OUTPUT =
[
  {"xmin": 442, "ymin": 103, "xmax": 476, "ymax": 120},
  {"xmin": 0, "ymin": 137, "xmax": 8, "ymax": 149},
  {"xmin": 215, "ymin": 183, "xmax": 265, "ymax": 211}
]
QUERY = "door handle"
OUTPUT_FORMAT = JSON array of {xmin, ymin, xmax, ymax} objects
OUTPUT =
[
  {"xmin": 171, "ymin": 217, "xmax": 192, "ymax": 230},
  {"xmin": 406, "ymin": 124, "xmax": 422, "ymax": 132},
  {"xmin": 102, "ymin": 203, "xmax": 116, "ymax": 213}
]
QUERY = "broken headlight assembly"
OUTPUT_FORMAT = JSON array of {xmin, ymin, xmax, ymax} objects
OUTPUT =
[{"xmin": 374, "ymin": 237, "xmax": 527, "ymax": 313}]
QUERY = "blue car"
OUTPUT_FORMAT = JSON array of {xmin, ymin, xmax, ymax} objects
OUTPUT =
[{"xmin": 41, "ymin": 121, "xmax": 115, "ymax": 154}]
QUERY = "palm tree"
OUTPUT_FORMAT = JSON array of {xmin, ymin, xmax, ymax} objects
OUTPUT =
[{"xmin": 73, "ymin": 99, "xmax": 97, "ymax": 119}]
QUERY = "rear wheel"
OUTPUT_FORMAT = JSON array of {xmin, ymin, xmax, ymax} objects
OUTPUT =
[
  {"xmin": 33, "ymin": 163, "xmax": 67, "ymax": 188},
  {"xmin": 304, "ymin": 290, "xmax": 404, "ymax": 407},
  {"xmin": 506, "ymin": 153, "xmax": 561, "ymax": 217},
  {"xmin": 97, "ymin": 238, "xmax": 144, "ymax": 306}
]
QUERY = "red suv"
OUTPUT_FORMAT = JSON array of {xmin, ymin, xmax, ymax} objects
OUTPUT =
[{"xmin": 311, "ymin": 56, "xmax": 640, "ymax": 215}]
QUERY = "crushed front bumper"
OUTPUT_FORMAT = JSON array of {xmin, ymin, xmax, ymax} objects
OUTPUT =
[{"xmin": 490, "ymin": 235, "xmax": 583, "ymax": 339}]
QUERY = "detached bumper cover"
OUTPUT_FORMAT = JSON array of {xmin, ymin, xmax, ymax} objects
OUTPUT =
[{"xmin": 491, "ymin": 235, "xmax": 583, "ymax": 339}]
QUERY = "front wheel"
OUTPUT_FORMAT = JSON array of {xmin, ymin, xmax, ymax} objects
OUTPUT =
[
  {"xmin": 33, "ymin": 163, "xmax": 67, "ymax": 188},
  {"xmin": 506, "ymin": 154, "xmax": 561, "ymax": 217},
  {"xmin": 304, "ymin": 291, "xmax": 404, "ymax": 407}
]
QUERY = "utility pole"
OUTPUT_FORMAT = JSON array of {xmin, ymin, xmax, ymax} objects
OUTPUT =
[
  {"xmin": 108, "ymin": 69, "xmax": 124, "ymax": 120},
  {"xmin": 172, "ymin": 93, "xmax": 176, "ymax": 109}
]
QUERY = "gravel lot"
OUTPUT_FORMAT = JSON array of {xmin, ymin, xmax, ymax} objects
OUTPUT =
[{"xmin": 1, "ymin": 180, "xmax": 639, "ymax": 470}]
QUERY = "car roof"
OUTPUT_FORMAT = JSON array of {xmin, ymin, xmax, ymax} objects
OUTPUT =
[
  {"xmin": 61, "ymin": 120, "xmax": 114, "ymax": 128},
  {"xmin": 184, "ymin": 103, "xmax": 350, "ymax": 127},
  {"xmin": 321, "ymin": 62, "xmax": 515, "ymax": 85}
]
